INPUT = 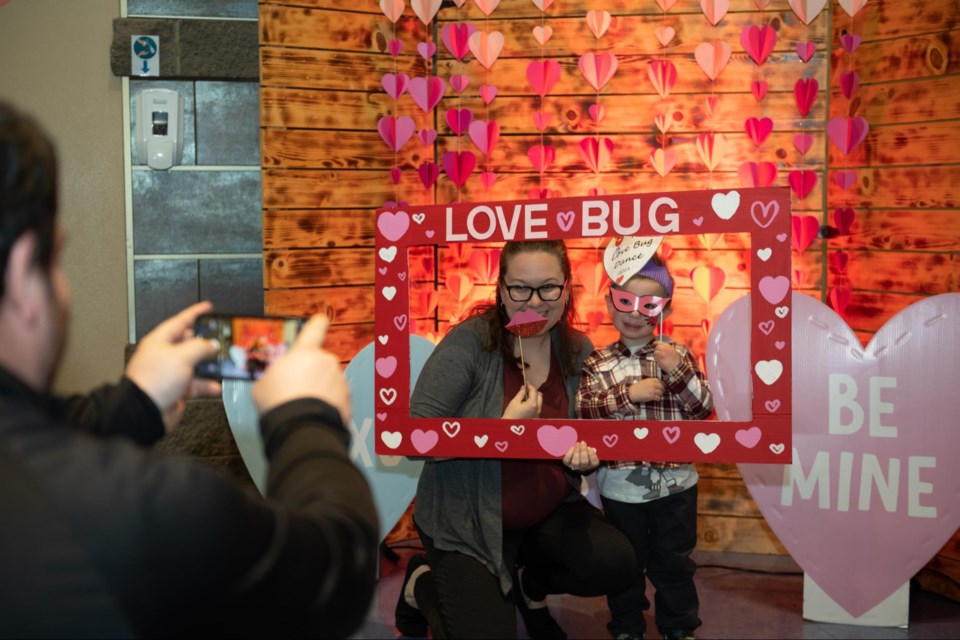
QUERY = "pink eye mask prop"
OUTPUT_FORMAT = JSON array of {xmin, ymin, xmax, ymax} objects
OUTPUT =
[{"xmin": 610, "ymin": 290, "xmax": 670, "ymax": 317}]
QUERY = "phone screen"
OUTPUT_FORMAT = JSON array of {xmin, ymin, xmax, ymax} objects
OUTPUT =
[{"xmin": 193, "ymin": 314, "xmax": 305, "ymax": 380}]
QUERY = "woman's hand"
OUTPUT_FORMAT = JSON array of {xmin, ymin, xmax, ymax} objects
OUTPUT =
[
  {"xmin": 563, "ymin": 441, "xmax": 599, "ymax": 474},
  {"xmin": 502, "ymin": 384, "xmax": 541, "ymax": 420}
]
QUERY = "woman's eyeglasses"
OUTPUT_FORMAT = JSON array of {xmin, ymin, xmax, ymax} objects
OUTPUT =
[
  {"xmin": 609, "ymin": 289, "xmax": 670, "ymax": 317},
  {"xmin": 503, "ymin": 281, "xmax": 567, "ymax": 302}
]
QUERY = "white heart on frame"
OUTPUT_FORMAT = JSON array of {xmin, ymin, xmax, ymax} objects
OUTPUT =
[
  {"xmin": 603, "ymin": 235, "xmax": 664, "ymax": 285},
  {"xmin": 694, "ymin": 432, "xmax": 721, "ymax": 453},
  {"xmin": 711, "ymin": 190, "xmax": 741, "ymax": 220},
  {"xmin": 379, "ymin": 246, "xmax": 398, "ymax": 263}
]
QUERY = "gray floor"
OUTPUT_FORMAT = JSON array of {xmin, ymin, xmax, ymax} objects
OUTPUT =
[{"xmin": 353, "ymin": 546, "xmax": 960, "ymax": 639}]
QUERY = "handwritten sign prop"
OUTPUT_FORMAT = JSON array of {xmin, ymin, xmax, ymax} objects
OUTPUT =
[
  {"xmin": 376, "ymin": 187, "xmax": 792, "ymax": 462},
  {"xmin": 708, "ymin": 292, "xmax": 960, "ymax": 618}
]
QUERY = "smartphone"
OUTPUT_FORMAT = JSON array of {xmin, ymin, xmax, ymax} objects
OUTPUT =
[{"xmin": 193, "ymin": 313, "xmax": 306, "ymax": 380}]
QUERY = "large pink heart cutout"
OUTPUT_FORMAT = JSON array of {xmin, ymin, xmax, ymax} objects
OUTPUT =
[{"xmin": 707, "ymin": 292, "xmax": 960, "ymax": 618}]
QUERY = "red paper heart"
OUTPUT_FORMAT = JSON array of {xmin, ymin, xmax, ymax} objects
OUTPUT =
[
  {"xmin": 796, "ymin": 41, "xmax": 816, "ymax": 62},
  {"xmin": 441, "ymin": 151, "xmax": 476, "ymax": 187},
  {"xmin": 829, "ymin": 251, "xmax": 849, "ymax": 274},
  {"xmin": 740, "ymin": 24, "xmax": 777, "ymax": 65},
  {"xmin": 441, "ymin": 22, "xmax": 476, "ymax": 61},
  {"xmin": 794, "ymin": 78, "xmax": 819, "ymax": 118},
  {"xmin": 480, "ymin": 171, "xmax": 497, "ymax": 191},
  {"xmin": 527, "ymin": 145, "xmax": 556, "ymax": 173},
  {"xmin": 445, "ymin": 108, "xmax": 472, "ymax": 136},
  {"xmin": 827, "ymin": 287, "xmax": 852, "ymax": 315},
  {"xmin": 791, "ymin": 214, "xmax": 820, "ymax": 254},
  {"xmin": 751, "ymin": 80, "xmax": 768, "ymax": 102},
  {"xmin": 706, "ymin": 95, "xmax": 720, "ymax": 115},
  {"xmin": 579, "ymin": 136, "xmax": 614, "ymax": 173},
  {"xmin": 418, "ymin": 161, "xmax": 439, "ymax": 189},
  {"xmin": 788, "ymin": 169, "xmax": 817, "ymax": 200},
  {"xmin": 793, "ymin": 133, "xmax": 813, "ymax": 154},
  {"xmin": 387, "ymin": 38, "xmax": 403, "ymax": 57},
  {"xmin": 738, "ymin": 161, "xmax": 777, "ymax": 188},
  {"xmin": 532, "ymin": 111, "xmax": 551, "ymax": 132},
  {"xmin": 834, "ymin": 171, "xmax": 857, "ymax": 190},
  {"xmin": 744, "ymin": 116, "xmax": 773, "ymax": 146},
  {"xmin": 526, "ymin": 59, "xmax": 561, "ymax": 98},
  {"xmin": 479, "ymin": 84, "xmax": 497, "ymax": 105},
  {"xmin": 833, "ymin": 207, "xmax": 856, "ymax": 235},
  {"xmin": 589, "ymin": 104, "xmax": 606, "ymax": 123},
  {"xmin": 840, "ymin": 71, "xmax": 860, "ymax": 99},
  {"xmin": 449, "ymin": 74, "xmax": 469, "ymax": 93},
  {"xmin": 827, "ymin": 116, "xmax": 870, "ymax": 154},
  {"xmin": 418, "ymin": 128, "xmax": 437, "ymax": 146},
  {"xmin": 390, "ymin": 166, "xmax": 402, "ymax": 184},
  {"xmin": 840, "ymin": 33, "xmax": 862, "ymax": 53}
]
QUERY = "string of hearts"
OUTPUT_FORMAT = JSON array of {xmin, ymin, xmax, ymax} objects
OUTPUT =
[
  {"xmin": 577, "ymin": 8, "xmax": 616, "ymax": 197},
  {"xmin": 648, "ymin": 2, "xmax": 678, "ymax": 182},
  {"xmin": 526, "ymin": 0, "xmax": 557, "ymax": 199}
]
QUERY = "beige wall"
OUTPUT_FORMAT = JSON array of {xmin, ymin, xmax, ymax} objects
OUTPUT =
[{"xmin": 0, "ymin": 0, "xmax": 127, "ymax": 393}]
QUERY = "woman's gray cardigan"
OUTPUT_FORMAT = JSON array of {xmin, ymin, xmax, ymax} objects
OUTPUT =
[{"xmin": 411, "ymin": 316, "xmax": 594, "ymax": 595}]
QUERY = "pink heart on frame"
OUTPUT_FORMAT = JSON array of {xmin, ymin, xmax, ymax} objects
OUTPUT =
[
  {"xmin": 381, "ymin": 73, "xmax": 408, "ymax": 99},
  {"xmin": 695, "ymin": 40, "xmax": 732, "ymax": 81},
  {"xmin": 411, "ymin": 429, "xmax": 439, "ymax": 454},
  {"xmin": 740, "ymin": 24, "xmax": 777, "ymax": 65},
  {"xmin": 791, "ymin": 214, "xmax": 820, "ymax": 254},
  {"xmin": 709, "ymin": 292, "xmax": 960, "ymax": 618},
  {"xmin": 526, "ymin": 59, "xmax": 561, "ymax": 98},
  {"xmin": 377, "ymin": 115, "xmax": 415, "ymax": 151},
  {"xmin": 377, "ymin": 210, "xmax": 410, "ymax": 242},
  {"xmin": 840, "ymin": 33, "xmax": 862, "ymax": 53},
  {"xmin": 408, "ymin": 76, "xmax": 447, "ymax": 113},
  {"xmin": 445, "ymin": 108, "xmax": 473, "ymax": 135},
  {"xmin": 537, "ymin": 425, "xmax": 579, "ymax": 457},
  {"xmin": 578, "ymin": 51, "xmax": 619, "ymax": 91},
  {"xmin": 442, "ymin": 151, "xmax": 476, "ymax": 188},
  {"xmin": 449, "ymin": 74, "xmax": 469, "ymax": 93},
  {"xmin": 735, "ymin": 426, "xmax": 762, "ymax": 448},
  {"xmin": 751, "ymin": 80, "xmax": 768, "ymax": 102},
  {"xmin": 794, "ymin": 78, "xmax": 819, "ymax": 117},
  {"xmin": 788, "ymin": 170, "xmax": 818, "ymax": 201},
  {"xmin": 827, "ymin": 116, "xmax": 870, "ymax": 154},
  {"xmin": 441, "ymin": 22, "xmax": 476, "ymax": 61},
  {"xmin": 468, "ymin": 120, "xmax": 500, "ymax": 157},
  {"xmin": 662, "ymin": 426, "xmax": 681, "ymax": 444},
  {"xmin": 796, "ymin": 41, "xmax": 816, "ymax": 62},
  {"xmin": 840, "ymin": 71, "xmax": 860, "ymax": 99},
  {"xmin": 834, "ymin": 170, "xmax": 857, "ymax": 190},
  {"xmin": 793, "ymin": 133, "xmax": 813, "ymax": 155},
  {"xmin": 417, "ymin": 41, "xmax": 437, "ymax": 60},
  {"xmin": 758, "ymin": 275, "xmax": 790, "ymax": 304},
  {"xmin": 479, "ymin": 84, "xmax": 498, "ymax": 105}
]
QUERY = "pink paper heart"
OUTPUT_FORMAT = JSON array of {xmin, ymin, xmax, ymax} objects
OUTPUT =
[
  {"xmin": 700, "ymin": 0, "xmax": 730, "ymax": 26},
  {"xmin": 788, "ymin": 169, "xmax": 818, "ymax": 201},
  {"xmin": 833, "ymin": 207, "xmax": 856, "ymax": 235},
  {"xmin": 468, "ymin": 120, "xmax": 500, "ymax": 157},
  {"xmin": 479, "ymin": 84, "xmax": 498, "ymax": 105},
  {"xmin": 793, "ymin": 133, "xmax": 813, "ymax": 155},
  {"xmin": 578, "ymin": 51, "xmax": 619, "ymax": 92},
  {"xmin": 408, "ymin": 76, "xmax": 446, "ymax": 113},
  {"xmin": 655, "ymin": 0, "xmax": 678, "ymax": 10},
  {"xmin": 411, "ymin": 429, "xmax": 438, "ymax": 454},
  {"xmin": 827, "ymin": 116, "xmax": 870, "ymax": 154},
  {"xmin": 379, "ymin": 0, "xmax": 404, "ymax": 23},
  {"xmin": 654, "ymin": 114, "xmax": 671, "ymax": 135},
  {"xmin": 710, "ymin": 293, "xmax": 960, "ymax": 618},
  {"xmin": 381, "ymin": 72, "xmax": 408, "ymax": 99},
  {"xmin": 588, "ymin": 104, "xmax": 606, "ymax": 123},
  {"xmin": 834, "ymin": 171, "xmax": 857, "ymax": 190},
  {"xmin": 449, "ymin": 74, "xmax": 469, "ymax": 93},
  {"xmin": 441, "ymin": 150, "xmax": 476, "ymax": 187},
  {"xmin": 829, "ymin": 251, "xmax": 850, "ymax": 274},
  {"xmin": 794, "ymin": 78, "xmax": 819, "ymax": 118},
  {"xmin": 827, "ymin": 287, "xmax": 852, "ymax": 315},
  {"xmin": 474, "ymin": 0, "xmax": 500, "ymax": 16},
  {"xmin": 740, "ymin": 24, "xmax": 777, "ymax": 66},
  {"xmin": 695, "ymin": 41, "xmax": 731, "ymax": 81},
  {"xmin": 649, "ymin": 148, "xmax": 677, "ymax": 177},
  {"xmin": 527, "ymin": 144, "xmax": 556, "ymax": 173},
  {"xmin": 586, "ymin": 9, "xmax": 612, "ymax": 39},
  {"xmin": 389, "ymin": 167, "xmax": 402, "ymax": 184},
  {"xmin": 418, "ymin": 128, "xmax": 437, "ymax": 146},
  {"xmin": 532, "ymin": 25, "xmax": 553, "ymax": 46},
  {"xmin": 468, "ymin": 30, "xmax": 505, "ymax": 70},
  {"xmin": 387, "ymin": 39, "xmax": 403, "ymax": 57},
  {"xmin": 744, "ymin": 116, "xmax": 773, "ymax": 147},
  {"xmin": 840, "ymin": 71, "xmax": 860, "ymax": 99},
  {"xmin": 655, "ymin": 26, "xmax": 675, "ymax": 47},
  {"xmin": 706, "ymin": 95, "xmax": 720, "ymax": 116},
  {"xmin": 417, "ymin": 41, "xmax": 437, "ymax": 60},
  {"xmin": 411, "ymin": 0, "xmax": 441, "ymax": 25},
  {"xmin": 526, "ymin": 59, "xmax": 561, "ymax": 98},
  {"xmin": 751, "ymin": 80, "xmax": 768, "ymax": 102},
  {"xmin": 839, "ymin": 0, "xmax": 869, "ymax": 17},
  {"xmin": 738, "ymin": 161, "xmax": 778, "ymax": 188},
  {"xmin": 532, "ymin": 111, "xmax": 551, "ymax": 132},
  {"xmin": 791, "ymin": 214, "xmax": 820, "ymax": 253},
  {"xmin": 647, "ymin": 59, "xmax": 678, "ymax": 99},
  {"xmin": 441, "ymin": 22, "xmax": 476, "ymax": 61},
  {"xmin": 377, "ymin": 115, "xmax": 415, "ymax": 151},
  {"xmin": 840, "ymin": 33, "xmax": 862, "ymax": 53},
  {"xmin": 788, "ymin": 0, "xmax": 827, "ymax": 25},
  {"xmin": 690, "ymin": 265, "xmax": 727, "ymax": 303},
  {"xmin": 480, "ymin": 171, "xmax": 497, "ymax": 190},
  {"xmin": 579, "ymin": 136, "xmax": 615, "ymax": 173},
  {"xmin": 445, "ymin": 108, "xmax": 472, "ymax": 136},
  {"xmin": 418, "ymin": 161, "xmax": 439, "ymax": 189},
  {"xmin": 796, "ymin": 41, "xmax": 816, "ymax": 62}
]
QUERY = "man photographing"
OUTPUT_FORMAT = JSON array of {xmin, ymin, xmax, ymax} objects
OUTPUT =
[{"xmin": 0, "ymin": 101, "xmax": 378, "ymax": 637}]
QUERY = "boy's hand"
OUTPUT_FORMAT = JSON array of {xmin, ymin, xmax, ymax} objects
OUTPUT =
[
  {"xmin": 653, "ymin": 342, "xmax": 681, "ymax": 373},
  {"xmin": 503, "ymin": 384, "xmax": 542, "ymax": 420},
  {"xmin": 629, "ymin": 378, "xmax": 665, "ymax": 404}
]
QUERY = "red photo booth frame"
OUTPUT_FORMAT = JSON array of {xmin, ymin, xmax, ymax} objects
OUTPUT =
[{"xmin": 374, "ymin": 187, "xmax": 792, "ymax": 463}]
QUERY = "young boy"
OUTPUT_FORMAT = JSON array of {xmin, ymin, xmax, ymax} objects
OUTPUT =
[{"xmin": 576, "ymin": 255, "xmax": 713, "ymax": 640}]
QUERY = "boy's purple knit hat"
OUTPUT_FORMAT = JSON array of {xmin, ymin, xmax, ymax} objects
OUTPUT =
[{"xmin": 635, "ymin": 259, "xmax": 674, "ymax": 297}]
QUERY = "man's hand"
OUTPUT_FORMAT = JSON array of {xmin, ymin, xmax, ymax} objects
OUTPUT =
[
  {"xmin": 125, "ymin": 302, "xmax": 221, "ymax": 433},
  {"xmin": 252, "ymin": 315, "xmax": 351, "ymax": 425}
]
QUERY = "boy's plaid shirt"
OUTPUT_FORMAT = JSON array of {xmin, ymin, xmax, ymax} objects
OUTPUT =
[{"xmin": 575, "ymin": 338, "xmax": 714, "ymax": 470}]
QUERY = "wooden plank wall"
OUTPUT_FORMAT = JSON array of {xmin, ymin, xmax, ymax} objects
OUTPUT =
[{"xmin": 259, "ymin": 0, "xmax": 959, "ymax": 582}]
